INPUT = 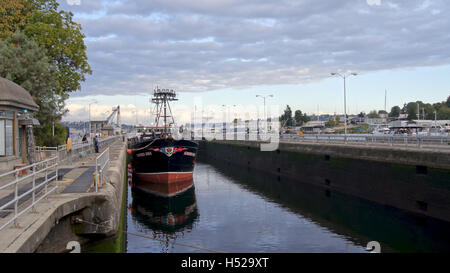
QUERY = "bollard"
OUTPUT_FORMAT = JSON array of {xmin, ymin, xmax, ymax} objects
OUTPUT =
[{"xmin": 93, "ymin": 172, "xmax": 98, "ymax": 192}]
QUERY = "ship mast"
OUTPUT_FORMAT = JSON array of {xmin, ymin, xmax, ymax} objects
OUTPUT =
[{"xmin": 151, "ymin": 87, "xmax": 178, "ymax": 134}]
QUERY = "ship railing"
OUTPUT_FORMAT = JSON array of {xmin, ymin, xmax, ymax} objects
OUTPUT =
[
  {"xmin": 0, "ymin": 156, "xmax": 58, "ymax": 231},
  {"xmin": 94, "ymin": 147, "xmax": 110, "ymax": 192}
]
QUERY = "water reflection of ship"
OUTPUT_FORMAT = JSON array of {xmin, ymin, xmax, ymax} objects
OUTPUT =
[
  {"xmin": 131, "ymin": 184, "xmax": 198, "ymax": 232},
  {"xmin": 130, "ymin": 182, "xmax": 199, "ymax": 252}
]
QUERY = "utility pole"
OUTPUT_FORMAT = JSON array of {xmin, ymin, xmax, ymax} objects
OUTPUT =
[
  {"xmin": 417, "ymin": 103, "xmax": 420, "ymax": 120},
  {"xmin": 331, "ymin": 72, "xmax": 358, "ymax": 135}
]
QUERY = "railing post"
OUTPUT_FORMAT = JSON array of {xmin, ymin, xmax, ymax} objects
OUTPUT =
[
  {"xmin": 14, "ymin": 173, "xmax": 19, "ymax": 227},
  {"xmin": 95, "ymin": 156, "xmax": 99, "ymax": 192},
  {"xmin": 45, "ymin": 160, "xmax": 48, "ymax": 194},
  {"xmin": 55, "ymin": 159, "xmax": 59, "ymax": 185},
  {"xmin": 32, "ymin": 164, "xmax": 36, "ymax": 212},
  {"xmin": 99, "ymin": 169, "xmax": 103, "ymax": 189}
]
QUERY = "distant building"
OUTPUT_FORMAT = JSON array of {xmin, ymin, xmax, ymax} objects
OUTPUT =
[
  {"xmin": 0, "ymin": 77, "xmax": 39, "ymax": 172},
  {"xmin": 301, "ymin": 121, "xmax": 325, "ymax": 134}
]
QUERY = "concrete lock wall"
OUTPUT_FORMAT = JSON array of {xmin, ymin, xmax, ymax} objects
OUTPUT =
[
  {"xmin": 199, "ymin": 140, "xmax": 450, "ymax": 223},
  {"xmin": 20, "ymin": 141, "xmax": 127, "ymax": 253}
]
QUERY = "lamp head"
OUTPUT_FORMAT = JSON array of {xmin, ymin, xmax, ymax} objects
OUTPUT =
[
  {"xmin": 331, "ymin": 72, "xmax": 337, "ymax": 76},
  {"xmin": 351, "ymin": 72, "xmax": 358, "ymax": 76}
]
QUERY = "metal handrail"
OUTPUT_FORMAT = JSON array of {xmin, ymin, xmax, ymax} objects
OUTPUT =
[
  {"xmin": 0, "ymin": 156, "xmax": 58, "ymax": 231},
  {"xmin": 94, "ymin": 147, "xmax": 110, "ymax": 192},
  {"xmin": 279, "ymin": 134, "xmax": 450, "ymax": 148}
]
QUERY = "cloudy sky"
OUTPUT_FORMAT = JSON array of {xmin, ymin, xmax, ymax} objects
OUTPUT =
[{"xmin": 59, "ymin": 0, "xmax": 450, "ymax": 124}]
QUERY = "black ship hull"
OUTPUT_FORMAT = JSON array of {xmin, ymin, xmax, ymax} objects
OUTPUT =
[{"xmin": 128, "ymin": 138, "xmax": 198, "ymax": 196}]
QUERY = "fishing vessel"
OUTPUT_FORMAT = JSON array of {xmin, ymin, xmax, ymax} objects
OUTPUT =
[{"xmin": 127, "ymin": 87, "xmax": 198, "ymax": 196}]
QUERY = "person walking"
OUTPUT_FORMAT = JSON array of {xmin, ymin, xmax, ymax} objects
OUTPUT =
[{"xmin": 94, "ymin": 135, "xmax": 99, "ymax": 153}]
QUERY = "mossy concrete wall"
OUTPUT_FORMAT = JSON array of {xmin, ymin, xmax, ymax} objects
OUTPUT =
[{"xmin": 199, "ymin": 140, "xmax": 450, "ymax": 223}]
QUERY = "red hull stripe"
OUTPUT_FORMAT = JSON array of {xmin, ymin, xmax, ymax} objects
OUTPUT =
[{"xmin": 135, "ymin": 172, "xmax": 193, "ymax": 184}]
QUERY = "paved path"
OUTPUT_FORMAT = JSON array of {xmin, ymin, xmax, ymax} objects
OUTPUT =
[
  {"xmin": 62, "ymin": 166, "xmax": 96, "ymax": 193},
  {"xmin": 0, "ymin": 140, "xmax": 115, "ymax": 221},
  {"xmin": 0, "ymin": 168, "xmax": 72, "ymax": 218}
]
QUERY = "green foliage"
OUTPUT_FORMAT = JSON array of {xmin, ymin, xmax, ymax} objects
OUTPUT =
[
  {"xmin": 447, "ymin": 95, "xmax": 450, "ymax": 108},
  {"xmin": 0, "ymin": 0, "xmax": 90, "ymax": 146},
  {"xmin": 280, "ymin": 105, "xmax": 294, "ymax": 127},
  {"xmin": 325, "ymin": 117, "xmax": 336, "ymax": 127},
  {"xmin": 437, "ymin": 106, "xmax": 450, "ymax": 120},
  {"xmin": 389, "ymin": 106, "xmax": 401, "ymax": 117},
  {"xmin": 0, "ymin": 32, "xmax": 59, "ymax": 125},
  {"xmin": 0, "ymin": 0, "xmax": 33, "ymax": 38},
  {"xmin": 405, "ymin": 102, "xmax": 418, "ymax": 120},
  {"xmin": 35, "ymin": 122, "xmax": 67, "ymax": 146},
  {"xmin": 24, "ymin": 1, "xmax": 92, "ymax": 95},
  {"xmin": 368, "ymin": 110, "xmax": 379, "ymax": 118},
  {"xmin": 294, "ymin": 110, "xmax": 311, "ymax": 126}
]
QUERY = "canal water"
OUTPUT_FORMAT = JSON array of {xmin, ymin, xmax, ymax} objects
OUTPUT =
[{"xmin": 125, "ymin": 160, "xmax": 450, "ymax": 253}]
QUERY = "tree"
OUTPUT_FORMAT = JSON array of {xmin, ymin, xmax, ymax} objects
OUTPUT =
[
  {"xmin": 0, "ymin": 0, "xmax": 91, "ymax": 116},
  {"xmin": 405, "ymin": 102, "xmax": 418, "ymax": 120},
  {"xmin": 423, "ymin": 103, "xmax": 435, "ymax": 120},
  {"xmin": 280, "ymin": 105, "xmax": 294, "ymax": 127},
  {"xmin": 294, "ymin": 110, "xmax": 303, "ymax": 126},
  {"xmin": 437, "ymin": 106, "xmax": 450, "ymax": 120},
  {"xmin": 446, "ymin": 95, "xmax": 450, "ymax": 108},
  {"xmin": 389, "ymin": 106, "xmax": 401, "ymax": 117},
  {"xmin": 368, "ymin": 110, "xmax": 379, "ymax": 118},
  {"xmin": 0, "ymin": 0, "xmax": 33, "ymax": 38},
  {"xmin": 0, "ymin": 0, "xmax": 91, "ymax": 145},
  {"xmin": 358, "ymin": 112, "xmax": 365, "ymax": 118},
  {"xmin": 325, "ymin": 118, "xmax": 336, "ymax": 128},
  {"xmin": 302, "ymin": 113, "xmax": 311, "ymax": 124},
  {"xmin": 0, "ymin": 32, "xmax": 64, "ymax": 146},
  {"xmin": 294, "ymin": 110, "xmax": 310, "ymax": 126},
  {"xmin": 24, "ymin": 1, "xmax": 92, "ymax": 96}
]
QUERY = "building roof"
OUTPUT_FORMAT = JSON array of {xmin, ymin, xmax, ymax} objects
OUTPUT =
[
  {"xmin": 0, "ymin": 76, "xmax": 39, "ymax": 111},
  {"xmin": 302, "ymin": 121, "xmax": 325, "ymax": 128}
]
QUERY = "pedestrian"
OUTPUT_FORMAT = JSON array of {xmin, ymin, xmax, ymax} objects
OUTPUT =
[
  {"xmin": 94, "ymin": 135, "xmax": 99, "ymax": 153},
  {"xmin": 82, "ymin": 134, "xmax": 87, "ymax": 143}
]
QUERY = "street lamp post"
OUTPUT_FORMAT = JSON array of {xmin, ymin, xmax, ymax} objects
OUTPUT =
[
  {"xmin": 88, "ymin": 100, "xmax": 97, "ymax": 138},
  {"xmin": 330, "ymin": 72, "xmax": 357, "ymax": 136},
  {"xmin": 222, "ymin": 104, "xmax": 226, "ymax": 140},
  {"xmin": 232, "ymin": 105, "xmax": 237, "ymax": 140},
  {"xmin": 256, "ymin": 95, "xmax": 274, "ymax": 135}
]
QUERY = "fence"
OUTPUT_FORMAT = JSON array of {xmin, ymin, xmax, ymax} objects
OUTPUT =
[
  {"xmin": 0, "ymin": 157, "xmax": 58, "ymax": 231},
  {"xmin": 280, "ymin": 134, "xmax": 450, "ymax": 148},
  {"xmin": 94, "ymin": 147, "xmax": 110, "ymax": 192},
  {"xmin": 34, "ymin": 135, "xmax": 121, "ymax": 165}
]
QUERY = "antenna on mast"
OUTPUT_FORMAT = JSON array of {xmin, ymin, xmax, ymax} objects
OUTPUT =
[{"xmin": 151, "ymin": 87, "xmax": 178, "ymax": 133}]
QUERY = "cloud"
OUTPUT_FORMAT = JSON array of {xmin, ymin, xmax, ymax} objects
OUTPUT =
[
  {"xmin": 66, "ymin": 0, "xmax": 81, "ymax": 6},
  {"xmin": 366, "ymin": 0, "xmax": 381, "ymax": 6},
  {"xmin": 55, "ymin": 0, "xmax": 450, "ymax": 97}
]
